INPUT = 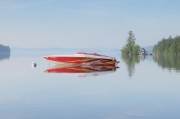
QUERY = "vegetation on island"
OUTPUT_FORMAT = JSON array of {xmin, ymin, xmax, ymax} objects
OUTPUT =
[
  {"xmin": 153, "ymin": 36, "xmax": 180, "ymax": 55},
  {"xmin": 121, "ymin": 31, "xmax": 140, "ymax": 55}
]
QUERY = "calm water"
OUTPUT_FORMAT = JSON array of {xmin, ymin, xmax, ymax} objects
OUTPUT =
[{"xmin": 0, "ymin": 52, "xmax": 180, "ymax": 119}]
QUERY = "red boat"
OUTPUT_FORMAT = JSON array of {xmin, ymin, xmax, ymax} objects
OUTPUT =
[
  {"xmin": 44, "ymin": 65, "xmax": 117, "ymax": 77},
  {"xmin": 44, "ymin": 52, "xmax": 119, "ymax": 66}
]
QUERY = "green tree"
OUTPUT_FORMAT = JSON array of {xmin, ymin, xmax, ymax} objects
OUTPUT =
[
  {"xmin": 121, "ymin": 31, "xmax": 140, "ymax": 55},
  {"xmin": 133, "ymin": 45, "xmax": 140, "ymax": 55}
]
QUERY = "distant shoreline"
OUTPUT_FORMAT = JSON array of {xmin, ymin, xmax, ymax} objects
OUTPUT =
[
  {"xmin": 0, "ymin": 44, "xmax": 10, "ymax": 60},
  {"xmin": 0, "ymin": 44, "xmax": 10, "ymax": 53}
]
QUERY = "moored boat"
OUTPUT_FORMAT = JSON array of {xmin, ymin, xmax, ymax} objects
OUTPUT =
[{"xmin": 44, "ymin": 52, "xmax": 119, "ymax": 66}]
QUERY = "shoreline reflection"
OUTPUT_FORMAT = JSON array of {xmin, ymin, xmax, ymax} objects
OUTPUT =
[
  {"xmin": 45, "ymin": 65, "xmax": 118, "ymax": 77},
  {"xmin": 153, "ymin": 55, "xmax": 180, "ymax": 72},
  {"xmin": 0, "ymin": 53, "xmax": 10, "ymax": 61},
  {"xmin": 121, "ymin": 55, "xmax": 149, "ymax": 77},
  {"xmin": 121, "ymin": 55, "xmax": 140, "ymax": 77}
]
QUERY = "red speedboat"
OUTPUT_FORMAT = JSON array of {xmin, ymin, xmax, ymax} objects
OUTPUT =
[{"xmin": 44, "ymin": 52, "xmax": 119, "ymax": 66}]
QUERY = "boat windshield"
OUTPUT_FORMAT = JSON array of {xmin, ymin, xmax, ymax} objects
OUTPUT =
[{"xmin": 77, "ymin": 52, "xmax": 110, "ymax": 57}]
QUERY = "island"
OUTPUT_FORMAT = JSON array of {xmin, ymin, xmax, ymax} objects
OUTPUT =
[{"xmin": 121, "ymin": 31, "xmax": 140, "ymax": 55}]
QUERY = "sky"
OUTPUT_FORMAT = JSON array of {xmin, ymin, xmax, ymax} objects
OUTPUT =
[{"xmin": 0, "ymin": 0, "xmax": 180, "ymax": 48}]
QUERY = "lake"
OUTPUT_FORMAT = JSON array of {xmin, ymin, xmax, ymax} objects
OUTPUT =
[{"xmin": 0, "ymin": 52, "xmax": 180, "ymax": 119}]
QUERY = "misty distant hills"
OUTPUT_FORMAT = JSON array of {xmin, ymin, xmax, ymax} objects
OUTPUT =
[
  {"xmin": 11, "ymin": 46, "xmax": 153, "ymax": 54},
  {"xmin": 11, "ymin": 47, "xmax": 120, "ymax": 53},
  {"xmin": 10, "ymin": 47, "xmax": 121, "ymax": 57},
  {"xmin": 143, "ymin": 46, "xmax": 153, "ymax": 53},
  {"xmin": 9, "ymin": 46, "xmax": 154, "ymax": 58}
]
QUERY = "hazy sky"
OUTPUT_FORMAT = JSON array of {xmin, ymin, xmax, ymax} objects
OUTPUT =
[{"xmin": 1, "ymin": 0, "xmax": 180, "ymax": 48}]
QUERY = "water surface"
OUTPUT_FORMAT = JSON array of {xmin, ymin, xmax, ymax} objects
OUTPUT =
[{"xmin": 0, "ymin": 52, "xmax": 180, "ymax": 119}]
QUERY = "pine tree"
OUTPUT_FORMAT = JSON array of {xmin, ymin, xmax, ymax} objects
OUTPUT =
[{"xmin": 121, "ymin": 31, "xmax": 140, "ymax": 55}]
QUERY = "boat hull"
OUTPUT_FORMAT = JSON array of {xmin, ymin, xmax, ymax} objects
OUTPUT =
[{"xmin": 44, "ymin": 56, "xmax": 118, "ymax": 66}]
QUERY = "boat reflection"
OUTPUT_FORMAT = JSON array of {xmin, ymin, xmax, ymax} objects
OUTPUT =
[{"xmin": 45, "ymin": 65, "xmax": 118, "ymax": 77}]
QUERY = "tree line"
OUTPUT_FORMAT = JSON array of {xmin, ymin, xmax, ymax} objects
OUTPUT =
[{"xmin": 153, "ymin": 36, "xmax": 180, "ymax": 55}]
